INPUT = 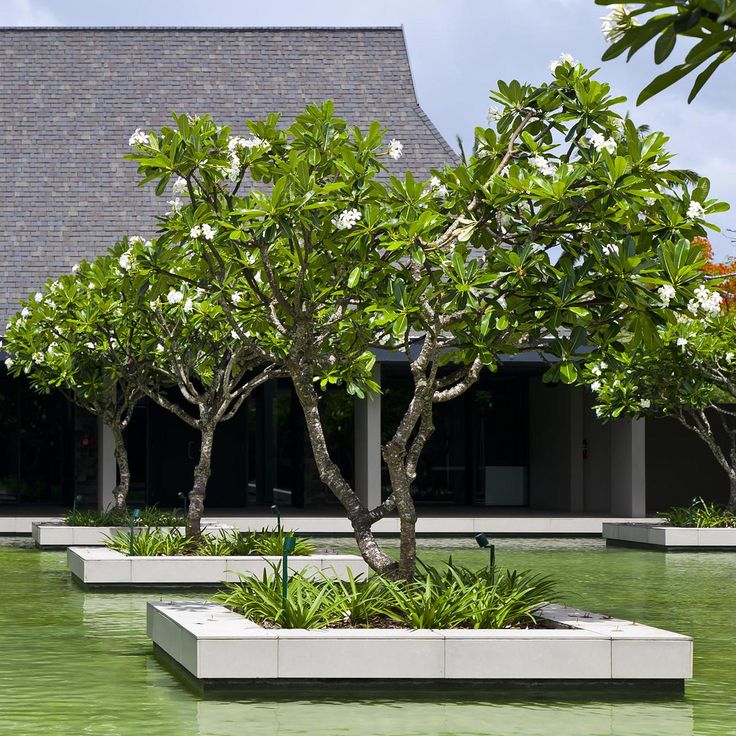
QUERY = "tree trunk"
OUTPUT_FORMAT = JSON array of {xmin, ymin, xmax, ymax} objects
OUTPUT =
[
  {"xmin": 383, "ymin": 439, "xmax": 418, "ymax": 580},
  {"xmin": 186, "ymin": 426, "xmax": 215, "ymax": 539},
  {"xmin": 110, "ymin": 422, "xmax": 130, "ymax": 512},
  {"xmin": 729, "ymin": 475, "xmax": 736, "ymax": 513},
  {"xmin": 290, "ymin": 370, "xmax": 398, "ymax": 575}
]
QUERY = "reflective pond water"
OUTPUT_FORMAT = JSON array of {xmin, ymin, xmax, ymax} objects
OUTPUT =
[{"xmin": 1, "ymin": 536, "xmax": 734, "ymax": 735}]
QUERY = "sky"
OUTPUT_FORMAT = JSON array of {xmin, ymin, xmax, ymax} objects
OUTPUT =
[{"xmin": 3, "ymin": 0, "xmax": 734, "ymax": 256}]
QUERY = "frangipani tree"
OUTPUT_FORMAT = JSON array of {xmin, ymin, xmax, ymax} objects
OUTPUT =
[
  {"xmin": 587, "ymin": 277, "xmax": 736, "ymax": 510},
  {"xmin": 126, "ymin": 61, "xmax": 722, "ymax": 577},
  {"xmin": 3, "ymin": 252, "xmax": 145, "ymax": 510},
  {"xmin": 117, "ymin": 234, "xmax": 282, "ymax": 537}
]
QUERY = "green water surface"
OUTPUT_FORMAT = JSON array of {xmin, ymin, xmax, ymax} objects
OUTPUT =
[{"xmin": 1, "ymin": 536, "xmax": 734, "ymax": 736}]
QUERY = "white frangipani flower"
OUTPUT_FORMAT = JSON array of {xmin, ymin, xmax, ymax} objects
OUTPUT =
[
  {"xmin": 118, "ymin": 251, "xmax": 134, "ymax": 271},
  {"xmin": 231, "ymin": 292, "xmax": 242, "ymax": 305},
  {"xmin": 589, "ymin": 131, "xmax": 616, "ymax": 154},
  {"xmin": 487, "ymin": 106, "xmax": 503, "ymax": 124},
  {"xmin": 34, "ymin": 292, "xmax": 43, "ymax": 303},
  {"xmin": 71, "ymin": 263, "xmax": 79, "ymax": 274},
  {"xmin": 156, "ymin": 343, "xmax": 165, "ymax": 353},
  {"xmin": 167, "ymin": 198, "xmax": 183, "ymax": 214},
  {"xmin": 601, "ymin": 4, "xmax": 633, "ymax": 43},
  {"xmin": 530, "ymin": 154, "xmax": 556, "ymax": 176},
  {"xmin": 4, "ymin": 357, "xmax": 14, "ymax": 369},
  {"xmin": 332, "ymin": 209, "xmax": 362, "ymax": 231},
  {"xmin": 190, "ymin": 225, "xmax": 202, "ymax": 239},
  {"xmin": 428, "ymin": 176, "xmax": 449, "ymax": 198},
  {"xmin": 128, "ymin": 128, "xmax": 150, "ymax": 147},
  {"xmin": 658, "ymin": 284, "xmax": 676, "ymax": 307},
  {"xmin": 172, "ymin": 177, "xmax": 188, "ymax": 196},
  {"xmin": 640, "ymin": 398, "xmax": 651, "ymax": 409},
  {"xmin": 167, "ymin": 290, "xmax": 184, "ymax": 305},
  {"xmin": 200, "ymin": 224, "xmax": 216, "ymax": 241},
  {"xmin": 676, "ymin": 337, "xmax": 688, "ymax": 348},
  {"xmin": 686, "ymin": 201, "xmax": 706, "ymax": 220},
  {"xmin": 549, "ymin": 52, "xmax": 577, "ymax": 72},
  {"xmin": 32, "ymin": 352, "xmax": 44, "ymax": 364},
  {"xmin": 602, "ymin": 243, "xmax": 617, "ymax": 256},
  {"xmin": 387, "ymin": 139, "xmax": 404, "ymax": 160},
  {"xmin": 693, "ymin": 284, "xmax": 722, "ymax": 314},
  {"xmin": 85, "ymin": 342, "xmax": 95, "ymax": 350},
  {"xmin": 183, "ymin": 298, "xmax": 194, "ymax": 314},
  {"xmin": 591, "ymin": 381, "xmax": 601, "ymax": 392},
  {"xmin": 20, "ymin": 307, "xmax": 30, "ymax": 318}
]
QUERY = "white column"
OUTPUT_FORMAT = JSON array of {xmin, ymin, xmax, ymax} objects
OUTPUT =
[
  {"xmin": 610, "ymin": 418, "xmax": 646, "ymax": 517},
  {"xmin": 97, "ymin": 418, "xmax": 117, "ymax": 510},
  {"xmin": 355, "ymin": 365, "xmax": 382, "ymax": 509}
]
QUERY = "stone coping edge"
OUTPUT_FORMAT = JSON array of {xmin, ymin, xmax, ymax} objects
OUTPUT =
[
  {"xmin": 32, "ymin": 522, "xmax": 232, "ymax": 548},
  {"xmin": 602, "ymin": 522, "xmax": 736, "ymax": 550},
  {"xmin": 147, "ymin": 601, "xmax": 692, "ymax": 684},
  {"xmin": 67, "ymin": 547, "xmax": 369, "ymax": 585}
]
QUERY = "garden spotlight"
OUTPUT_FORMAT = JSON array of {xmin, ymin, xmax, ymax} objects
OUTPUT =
[
  {"xmin": 475, "ymin": 533, "xmax": 495, "ymax": 585},
  {"xmin": 71, "ymin": 494, "xmax": 83, "ymax": 517},
  {"xmin": 177, "ymin": 492, "xmax": 188, "ymax": 517},
  {"xmin": 281, "ymin": 534, "xmax": 297, "ymax": 613},
  {"xmin": 129, "ymin": 508, "xmax": 141, "ymax": 557},
  {"xmin": 271, "ymin": 504, "xmax": 281, "ymax": 533}
]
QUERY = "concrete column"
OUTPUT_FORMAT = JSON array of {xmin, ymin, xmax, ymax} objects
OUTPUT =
[
  {"xmin": 528, "ymin": 380, "xmax": 584, "ymax": 512},
  {"xmin": 97, "ymin": 417, "xmax": 117, "ymax": 510},
  {"xmin": 355, "ymin": 364, "xmax": 382, "ymax": 509},
  {"xmin": 610, "ymin": 418, "xmax": 646, "ymax": 517}
]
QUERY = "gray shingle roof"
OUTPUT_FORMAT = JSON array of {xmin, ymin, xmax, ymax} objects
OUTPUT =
[{"xmin": 0, "ymin": 27, "xmax": 455, "ymax": 327}]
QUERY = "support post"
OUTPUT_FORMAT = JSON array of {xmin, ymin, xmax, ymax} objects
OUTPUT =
[
  {"xmin": 355, "ymin": 364, "xmax": 382, "ymax": 509},
  {"xmin": 610, "ymin": 418, "xmax": 646, "ymax": 517},
  {"xmin": 97, "ymin": 417, "xmax": 117, "ymax": 511}
]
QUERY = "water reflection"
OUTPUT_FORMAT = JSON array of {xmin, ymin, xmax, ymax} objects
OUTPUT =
[{"xmin": 195, "ymin": 698, "xmax": 693, "ymax": 736}]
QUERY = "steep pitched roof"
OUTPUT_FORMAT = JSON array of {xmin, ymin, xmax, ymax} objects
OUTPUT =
[{"xmin": 0, "ymin": 27, "xmax": 455, "ymax": 326}]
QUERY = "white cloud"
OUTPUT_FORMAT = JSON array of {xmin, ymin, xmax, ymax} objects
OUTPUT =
[{"xmin": 0, "ymin": 0, "xmax": 57, "ymax": 25}]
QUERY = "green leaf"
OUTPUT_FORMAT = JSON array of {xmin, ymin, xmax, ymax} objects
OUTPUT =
[
  {"xmin": 347, "ymin": 266, "xmax": 361, "ymax": 289},
  {"xmin": 654, "ymin": 26, "xmax": 677, "ymax": 65},
  {"xmin": 560, "ymin": 362, "xmax": 578, "ymax": 384},
  {"xmin": 688, "ymin": 55, "xmax": 724, "ymax": 103},
  {"xmin": 637, "ymin": 64, "xmax": 694, "ymax": 105}
]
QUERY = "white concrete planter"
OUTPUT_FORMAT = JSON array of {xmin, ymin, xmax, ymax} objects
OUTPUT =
[
  {"xmin": 32, "ymin": 522, "xmax": 232, "ymax": 549},
  {"xmin": 147, "ymin": 601, "xmax": 692, "ymax": 686},
  {"xmin": 68, "ymin": 547, "xmax": 368, "ymax": 586},
  {"xmin": 603, "ymin": 522, "xmax": 736, "ymax": 550}
]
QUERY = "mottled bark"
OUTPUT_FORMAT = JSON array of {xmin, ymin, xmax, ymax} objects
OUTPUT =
[
  {"xmin": 186, "ymin": 426, "xmax": 215, "ymax": 539},
  {"xmin": 291, "ymin": 370, "xmax": 398, "ymax": 576},
  {"xmin": 110, "ymin": 422, "xmax": 130, "ymax": 512}
]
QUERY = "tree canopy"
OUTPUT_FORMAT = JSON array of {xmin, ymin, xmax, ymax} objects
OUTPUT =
[{"xmin": 597, "ymin": 1, "xmax": 736, "ymax": 103}]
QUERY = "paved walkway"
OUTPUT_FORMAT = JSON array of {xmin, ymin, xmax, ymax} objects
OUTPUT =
[{"xmin": 0, "ymin": 505, "xmax": 660, "ymax": 536}]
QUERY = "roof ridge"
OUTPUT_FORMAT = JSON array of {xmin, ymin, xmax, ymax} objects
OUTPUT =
[{"xmin": 0, "ymin": 26, "xmax": 404, "ymax": 32}]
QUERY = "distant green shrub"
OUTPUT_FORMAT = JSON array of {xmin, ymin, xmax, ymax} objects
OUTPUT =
[
  {"xmin": 105, "ymin": 526, "xmax": 315, "ymax": 557},
  {"xmin": 660, "ymin": 497, "xmax": 736, "ymax": 528},
  {"xmin": 65, "ymin": 505, "xmax": 185, "ymax": 527},
  {"xmin": 213, "ymin": 560, "xmax": 556, "ymax": 630}
]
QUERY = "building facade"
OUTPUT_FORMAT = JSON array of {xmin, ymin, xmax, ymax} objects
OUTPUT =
[{"xmin": 0, "ymin": 27, "xmax": 729, "ymax": 516}]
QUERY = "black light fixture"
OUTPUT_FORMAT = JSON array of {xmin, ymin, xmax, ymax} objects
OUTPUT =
[
  {"xmin": 177, "ymin": 491, "xmax": 188, "ymax": 517},
  {"xmin": 271, "ymin": 504, "xmax": 281, "ymax": 533},
  {"xmin": 129, "ymin": 508, "xmax": 141, "ymax": 557},
  {"xmin": 71, "ymin": 494, "xmax": 83, "ymax": 517},
  {"xmin": 475, "ymin": 532, "xmax": 495, "ymax": 584}
]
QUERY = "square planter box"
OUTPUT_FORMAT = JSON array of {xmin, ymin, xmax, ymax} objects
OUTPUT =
[
  {"xmin": 67, "ymin": 546, "xmax": 368, "ymax": 586},
  {"xmin": 32, "ymin": 522, "xmax": 233, "ymax": 549},
  {"xmin": 147, "ymin": 601, "xmax": 692, "ymax": 688},
  {"xmin": 602, "ymin": 522, "xmax": 736, "ymax": 550}
]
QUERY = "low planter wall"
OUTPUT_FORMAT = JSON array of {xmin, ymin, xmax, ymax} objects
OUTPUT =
[
  {"xmin": 603, "ymin": 522, "xmax": 736, "ymax": 550},
  {"xmin": 68, "ymin": 547, "xmax": 368, "ymax": 585},
  {"xmin": 32, "ymin": 522, "xmax": 233, "ymax": 549},
  {"xmin": 147, "ymin": 601, "xmax": 692, "ymax": 687}
]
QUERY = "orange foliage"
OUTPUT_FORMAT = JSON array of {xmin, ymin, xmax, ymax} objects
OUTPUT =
[{"xmin": 694, "ymin": 236, "xmax": 736, "ymax": 310}]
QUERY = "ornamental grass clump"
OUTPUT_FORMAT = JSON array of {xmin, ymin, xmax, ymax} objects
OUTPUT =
[
  {"xmin": 65, "ymin": 505, "xmax": 186, "ymax": 528},
  {"xmin": 105, "ymin": 526, "xmax": 315, "ymax": 556},
  {"xmin": 660, "ymin": 497, "xmax": 736, "ymax": 528},
  {"xmin": 213, "ymin": 561, "xmax": 556, "ymax": 630}
]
